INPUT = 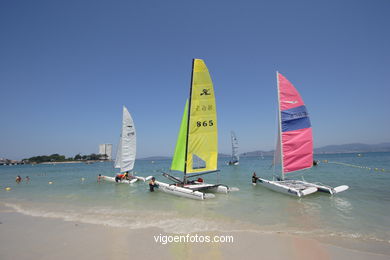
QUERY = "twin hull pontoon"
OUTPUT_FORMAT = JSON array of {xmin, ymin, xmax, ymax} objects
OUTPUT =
[
  {"xmin": 256, "ymin": 178, "xmax": 348, "ymax": 197},
  {"xmin": 256, "ymin": 72, "xmax": 348, "ymax": 197},
  {"xmin": 102, "ymin": 175, "xmax": 145, "ymax": 184}
]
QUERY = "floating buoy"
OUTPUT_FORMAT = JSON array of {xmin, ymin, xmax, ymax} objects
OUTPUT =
[
  {"xmin": 48, "ymin": 181, "xmax": 53, "ymax": 184},
  {"xmin": 5, "ymin": 187, "xmax": 11, "ymax": 191}
]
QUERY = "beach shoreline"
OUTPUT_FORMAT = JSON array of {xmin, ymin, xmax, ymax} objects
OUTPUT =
[{"xmin": 1, "ymin": 204, "xmax": 389, "ymax": 260}]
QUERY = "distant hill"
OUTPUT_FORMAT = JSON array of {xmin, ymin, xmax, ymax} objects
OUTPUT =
[
  {"xmin": 138, "ymin": 156, "xmax": 170, "ymax": 161},
  {"xmin": 240, "ymin": 150, "xmax": 273, "ymax": 157},
  {"xmin": 137, "ymin": 143, "xmax": 390, "ymax": 160},
  {"xmin": 240, "ymin": 142, "xmax": 390, "ymax": 157},
  {"xmin": 140, "ymin": 154, "xmax": 231, "ymax": 160},
  {"xmin": 314, "ymin": 142, "xmax": 390, "ymax": 154}
]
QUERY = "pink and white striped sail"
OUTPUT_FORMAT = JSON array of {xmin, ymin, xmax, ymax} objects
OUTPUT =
[{"xmin": 277, "ymin": 72, "xmax": 313, "ymax": 176}]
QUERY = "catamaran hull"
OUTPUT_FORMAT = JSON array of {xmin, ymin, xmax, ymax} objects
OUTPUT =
[
  {"xmin": 297, "ymin": 181, "xmax": 349, "ymax": 195},
  {"xmin": 256, "ymin": 178, "xmax": 349, "ymax": 197},
  {"xmin": 154, "ymin": 181, "xmax": 215, "ymax": 200},
  {"xmin": 184, "ymin": 183, "xmax": 239, "ymax": 194},
  {"xmin": 256, "ymin": 178, "xmax": 318, "ymax": 197},
  {"xmin": 101, "ymin": 175, "xmax": 148, "ymax": 184}
]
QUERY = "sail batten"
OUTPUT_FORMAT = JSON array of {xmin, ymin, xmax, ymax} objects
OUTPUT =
[
  {"xmin": 115, "ymin": 106, "xmax": 136, "ymax": 173},
  {"xmin": 277, "ymin": 72, "xmax": 313, "ymax": 176}
]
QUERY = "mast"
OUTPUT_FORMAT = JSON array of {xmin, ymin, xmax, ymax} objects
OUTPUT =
[
  {"xmin": 183, "ymin": 59, "xmax": 195, "ymax": 183},
  {"xmin": 276, "ymin": 71, "xmax": 285, "ymax": 180},
  {"xmin": 231, "ymin": 131, "xmax": 234, "ymax": 159}
]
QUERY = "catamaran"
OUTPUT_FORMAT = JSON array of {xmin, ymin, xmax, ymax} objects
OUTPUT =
[
  {"xmin": 102, "ymin": 106, "xmax": 151, "ymax": 184},
  {"xmin": 255, "ymin": 72, "xmax": 349, "ymax": 197},
  {"xmin": 155, "ymin": 59, "xmax": 239, "ymax": 200},
  {"xmin": 228, "ymin": 131, "xmax": 239, "ymax": 165}
]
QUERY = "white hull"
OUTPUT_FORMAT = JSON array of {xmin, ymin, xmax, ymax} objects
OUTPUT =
[
  {"xmin": 154, "ymin": 181, "xmax": 215, "ymax": 200},
  {"xmin": 256, "ymin": 178, "xmax": 318, "ymax": 197},
  {"xmin": 256, "ymin": 178, "xmax": 348, "ymax": 197},
  {"xmin": 102, "ymin": 175, "xmax": 148, "ymax": 184},
  {"xmin": 184, "ymin": 182, "xmax": 239, "ymax": 193},
  {"xmin": 298, "ymin": 181, "xmax": 349, "ymax": 195}
]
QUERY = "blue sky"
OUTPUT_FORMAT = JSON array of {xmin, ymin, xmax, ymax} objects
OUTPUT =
[{"xmin": 1, "ymin": 0, "xmax": 389, "ymax": 159}]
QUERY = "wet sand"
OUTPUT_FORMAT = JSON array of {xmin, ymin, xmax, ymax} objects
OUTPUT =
[{"xmin": 0, "ymin": 205, "xmax": 389, "ymax": 260}]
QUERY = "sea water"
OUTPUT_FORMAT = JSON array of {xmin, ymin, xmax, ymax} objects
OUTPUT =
[{"xmin": 1, "ymin": 153, "xmax": 389, "ymax": 248}]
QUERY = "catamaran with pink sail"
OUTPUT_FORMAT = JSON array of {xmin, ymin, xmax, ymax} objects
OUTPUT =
[{"xmin": 255, "ymin": 72, "xmax": 349, "ymax": 197}]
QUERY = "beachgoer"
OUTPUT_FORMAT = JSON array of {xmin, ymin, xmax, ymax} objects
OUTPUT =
[
  {"xmin": 97, "ymin": 174, "xmax": 102, "ymax": 183},
  {"xmin": 149, "ymin": 177, "xmax": 158, "ymax": 192},
  {"xmin": 252, "ymin": 172, "xmax": 258, "ymax": 184},
  {"xmin": 115, "ymin": 173, "xmax": 125, "ymax": 182},
  {"xmin": 25, "ymin": 176, "xmax": 30, "ymax": 183},
  {"xmin": 16, "ymin": 175, "xmax": 22, "ymax": 183}
]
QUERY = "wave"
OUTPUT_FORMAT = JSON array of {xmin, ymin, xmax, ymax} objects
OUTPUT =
[
  {"xmin": 2, "ymin": 201, "xmax": 389, "ymax": 245},
  {"xmin": 2, "ymin": 202, "xmax": 227, "ymax": 234}
]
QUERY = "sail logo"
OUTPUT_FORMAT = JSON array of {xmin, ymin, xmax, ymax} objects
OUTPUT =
[
  {"xmin": 195, "ymin": 105, "xmax": 213, "ymax": 112},
  {"xmin": 127, "ymin": 132, "xmax": 135, "ymax": 136},
  {"xmin": 284, "ymin": 100, "xmax": 298, "ymax": 104},
  {"xmin": 200, "ymin": 89, "xmax": 211, "ymax": 96}
]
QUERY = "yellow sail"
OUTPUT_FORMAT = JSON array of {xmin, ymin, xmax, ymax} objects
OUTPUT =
[{"xmin": 185, "ymin": 59, "xmax": 218, "ymax": 173}]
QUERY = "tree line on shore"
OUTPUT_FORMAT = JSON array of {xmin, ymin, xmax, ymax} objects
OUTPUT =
[{"xmin": 23, "ymin": 153, "xmax": 109, "ymax": 163}]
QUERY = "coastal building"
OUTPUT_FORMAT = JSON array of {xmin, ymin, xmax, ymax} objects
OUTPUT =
[{"xmin": 99, "ymin": 144, "xmax": 112, "ymax": 160}]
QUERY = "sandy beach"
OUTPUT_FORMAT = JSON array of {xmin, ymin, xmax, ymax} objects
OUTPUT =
[{"xmin": 1, "ymin": 204, "xmax": 389, "ymax": 260}]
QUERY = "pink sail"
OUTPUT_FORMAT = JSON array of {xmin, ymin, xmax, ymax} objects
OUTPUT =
[{"xmin": 277, "ymin": 72, "xmax": 313, "ymax": 174}]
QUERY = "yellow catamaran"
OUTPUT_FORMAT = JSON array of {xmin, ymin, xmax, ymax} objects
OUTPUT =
[{"xmin": 155, "ymin": 59, "xmax": 238, "ymax": 200}]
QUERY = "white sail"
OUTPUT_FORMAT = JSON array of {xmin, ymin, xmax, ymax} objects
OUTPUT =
[
  {"xmin": 114, "ymin": 106, "xmax": 136, "ymax": 172},
  {"xmin": 231, "ymin": 131, "xmax": 239, "ymax": 162}
]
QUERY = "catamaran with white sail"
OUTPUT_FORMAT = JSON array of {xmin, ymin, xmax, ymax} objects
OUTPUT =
[
  {"xmin": 102, "ymin": 106, "xmax": 150, "ymax": 184},
  {"xmin": 255, "ymin": 72, "xmax": 348, "ymax": 197},
  {"xmin": 228, "ymin": 131, "xmax": 239, "ymax": 165},
  {"xmin": 154, "ymin": 59, "xmax": 239, "ymax": 200}
]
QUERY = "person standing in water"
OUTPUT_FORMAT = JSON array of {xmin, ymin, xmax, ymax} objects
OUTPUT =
[
  {"xmin": 149, "ymin": 177, "xmax": 158, "ymax": 192},
  {"xmin": 16, "ymin": 175, "xmax": 22, "ymax": 183},
  {"xmin": 252, "ymin": 172, "xmax": 258, "ymax": 184}
]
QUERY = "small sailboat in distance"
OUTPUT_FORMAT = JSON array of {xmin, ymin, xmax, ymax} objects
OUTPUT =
[
  {"xmin": 155, "ymin": 59, "xmax": 239, "ymax": 200},
  {"xmin": 255, "ymin": 72, "xmax": 348, "ymax": 197},
  {"xmin": 102, "ymin": 106, "xmax": 150, "ymax": 184},
  {"xmin": 228, "ymin": 131, "xmax": 239, "ymax": 165}
]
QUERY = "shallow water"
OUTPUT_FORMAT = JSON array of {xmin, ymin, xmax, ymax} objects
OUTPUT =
[{"xmin": 1, "ymin": 153, "xmax": 389, "ymax": 246}]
